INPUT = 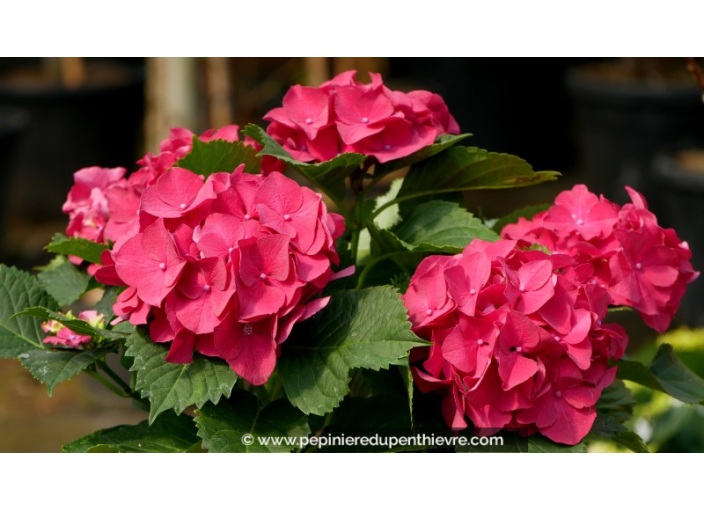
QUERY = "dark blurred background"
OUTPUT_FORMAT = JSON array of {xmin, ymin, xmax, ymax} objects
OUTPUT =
[{"xmin": 1, "ymin": 57, "xmax": 704, "ymax": 451}]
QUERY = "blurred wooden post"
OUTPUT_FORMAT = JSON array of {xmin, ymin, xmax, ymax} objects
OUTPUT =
[
  {"xmin": 305, "ymin": 58, "xmax": 388, "ymax": 87},
  {"xmin": 144, "ymin": 57, "xmax": 198, "ymax": 151},
  {"xmin": 42, "ymin": 57, "xmax": 86, "ymax": 89},
  {"xmin": 205, "ymin": 57, "xmax": 233, "ymax": 128},
  {"xmin": 304, "ymin": 57, "xmax": 330, "ymax": 86},
  {"xmin": 333, "ymin": 57, "xmax": 387, "ymax": 80},
  {"xmin": 59, "ymin": 58, "xmax": 85, "ymax": 89}
]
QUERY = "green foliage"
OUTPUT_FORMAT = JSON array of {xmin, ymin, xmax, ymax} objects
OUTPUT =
[
  {"xmin": 362, "ymin": 201, "xmax": 498, "ymax": 287},
  {"xmin": 195, "ymin": 391, "xmax": 310, "ymax": 453},
  {"xmin": 63, "ymin": 412, "xmax": 199, "ymax": 453},
  {"xmin": 125, "ymin": 329, "xmax": 237, "ymax": 423},
  {"xmin": 597, "ymin": 380, "xmax": 636, "ymax": 423},
  {"xmin": 36, "ymin": 256, "xmax": 91, "ymax": 306},
  {"xmin": 94, "ymin": 286, "xmax": 121, "ymax": 320},
  {"xmin": 243, "ymin": 124, "xmax": 366, "ymax": 208},
  {"xmin": 617, "ymin": 343, "xmax": 704, "ymax": 405},
  {"xmin": 374, "ymin": 133, "xmax": 473, "ymax": 175},
  {"xmin": 589, "ymin": 380, "xmax": 649, "ymax": 452},
  {"xmin": 397, "ymin": 146, "xmax": 559, "ymax": 217},
  {"xmin": 176, "ymin": 137, "xmax": 260, "ymax": 176},
  {"xmin": 394, "ymin": 200, "xmax": 499, "ymax": 249},
  {"xmin": 456, "ymin": 433, "xmax": 587, "ymax": 453},
  {"xmin": 19, "ymin": 346, "xmax": 116, "ymax": 396},
  {"xmin": 315, "ymin": 395, "xmax": 419, "ymax": 452},
  {"xmin": 397, "ymin": 362, "xmax": 415, "ymax": 426},
  {"xmin": 590, "ymin": 414, "xmax": 649, "ymax": 453},
  {"xmin": 492, "ymin": 203, "xmax": 551, "ymax": 234},
  {"xmin": 45, "ymin": 233, "xmax": 107, "ymax": 265},
  {"xmin": 0, "ymin": 265, "xmax": 57, "ymax": 359},
  {"xmin": 13, "ymin": 307, "xmax": 124, "ymax": 340},
  {"xmin": 278, "ymin": 287, "xmax": 428, "ymax": 416}
]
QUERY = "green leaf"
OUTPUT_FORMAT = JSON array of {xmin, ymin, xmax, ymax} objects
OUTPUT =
[
  {"xmin": 649, "ymin": 344, "xmax": 704, "ymax": 403},
  {"xmin": 196, "ymin": 391, "xmax": 311, "ymax": 453},
  {"xmin": 398, "ymin": 362, "xmax": 414, "ymax": 427},
  {"xmin": 372, "ymin": 178, "xmax": 404, "ymax": 230},
  {"xmin": 0, "ymin": 265, "xmax": 57, "ymax": 359},
  {"xmin": 596, "ymin": 380, "xmax": 635, "ymax": 423},
  {"xmin": 588, "ymin": 380, "xmax": 648, "ymax": 452},
  {"xmin": 176, "ymin": 137, "xmax": 260, "ymax": 176},
  {"xmin": 315, "ymin": 395, "xmax": 419, "ymax": 452},
  {"xmin": 94, "ymin": 286, "xmax": 121, "ymax": 320},
  {"xmin": 589, "ymin": 414, "xmax": 649, "ymax": 453},
  {"xmin": 19, "ymin": 346, "xmax": 115, "ymax": 396},
  {"xmin": 375, "ymin": 133, "xmax": 473, "ymax": 175},
  {"xmin": 37, "ymin": 257, "xmax": 91, "ymax": 306},
  {"xmin": 278, "ymin": 287, "xmax": 428, "ymax": 415},
  {"xmin": 243, "ymin": 124, "xmax": 366, "ymax": 206},
  {"xmin": 456, "ymin": 432, "xmax": 587, "ymax": 453},
  {"xmin": 362, "ymin": 201, "xmax": 498, "ymax": 287},
  {"xmin": 394, "ymin": 200, "xmax": 499, "ymax": 250},
  {"xmin": 125, "ymin": 328, "xmax": 237, "ymax": 423},
  {"xmin": 491, "ymin": 203, "xmax": 551, "ymax": 234},
  {"xmin": 397, "ymin": 146, "xmax": 560, "ymax": 216},
  {"xmin": 615, "ymin": 359, "xmax": 661, "ymax": 391},
  {"xmin": 617, "ymin": 344, "xmax": 704, "ymax": 405},
  {"xmin": 62, "ymin": 412, "xmax": 199, "ymax": 453},
  {"xmin": 14, "ymin": 307, "xmax": 125, "ymax": 340},
  {"xmin": 45, "ymin": 233, "xmax": 107, "ymax": 265}
]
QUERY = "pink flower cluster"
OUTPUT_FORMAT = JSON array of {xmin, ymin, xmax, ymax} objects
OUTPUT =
[
  {"xmin": 95, "ymin": 165, "xmax": 345, "ymax": 385},
  {"xmin": 502, "ymin": 185, "xmax": 698, "ymax": 333},
  {"xmin": 403, "ymin": 239, "xmax": 627, "ymax": 445},
  {"xmin": 263, "ymin": 70, "xmax": 460, "ymax": 164},
  {"xmin": 62, "ymin": 126, "xmax": 240, "ymax": 257},
  {"xmin": 42, "ymin": 311, "xmax": 105, "ymax": 348}
]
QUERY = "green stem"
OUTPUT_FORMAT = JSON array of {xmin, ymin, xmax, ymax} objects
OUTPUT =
[
  {"xmin": 96, "ymin": 360, "xmax": 131, "ymax": 394},
  {"xmin": 362, "ymin": 168, "xmax": 397, "ymax": 198},
  {"xmin": 86, "ymin": 369, "xmax": 129, "ymax": 398},
  {"xmin": 348, "ymin": 368, "xmax": 367, "ymax": 397},
  {"xmin": 269, "ymin": 376, "xmax": 283, "ymax": 403},
  {"xmin": 368, "ymin": 191, "xmax": 434, "ymax": 220},
  {"xmin": 355, "ymin": 252, "xmax": 400, "ymax": 290},
  {"xmin": 349, "ymin": 200, "xmax": 362, "ymax": 263},
  {"xmin": 347, "ymin": 161, "xmax": 373, "ymax": 263}
]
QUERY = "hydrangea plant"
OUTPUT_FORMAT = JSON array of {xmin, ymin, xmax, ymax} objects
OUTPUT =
[{"xmin": 1, "ymin": 70, "xmax": 701, "ymax": 452}]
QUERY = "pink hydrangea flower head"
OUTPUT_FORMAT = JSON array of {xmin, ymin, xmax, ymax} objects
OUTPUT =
[
  {"xmin": 405, "ymin": 238, "xmax": 628, "ymax": 445},
  {"xmin": 502, "ymin": 185, "xmax": 698, "ymax": 333},
  {"xmin": 62, "ymin": 166, "xmax": 127, "ymax": 247},
  {"xmin": 42, "ymin": 311, "xmax": 105, "ymax": 348},
  {"xmin": 263, "ymin": 70, "xmax": 460, "ymax": 165},
  {"xmin": 95, "ymin": 164, "xmax": 346, "ymax": 386},
  {"xmin": 63, "ymin": 126, "xmax": 243, "ymax": 254}
]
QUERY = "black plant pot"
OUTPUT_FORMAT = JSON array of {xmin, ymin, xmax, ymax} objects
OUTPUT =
[
  {"xmin": 0, "ymin": 105, "xmax": 29, "ymax": 239},
  {"xmin": 0, "ymin": 60, "xmax": 144, "ymax": 222},
  {"xmin": 652, "ymin": 149, "xmax": 704, "ymax": 327},
  {"xmin": 567, "ymin": 68, "xmax": 704, "ymax": 213}
]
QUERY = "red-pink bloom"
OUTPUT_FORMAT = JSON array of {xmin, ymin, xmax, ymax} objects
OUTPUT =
[
  {"xmin": 263, "ymin": 70, "xmax": 459, "ymax": 165},
  {"xmin": 264, "ymin": 85, "xmax": 331, "ymax": 140},
  {"xmin": 113, "ymin": 219, "xmax": 187, "ymax": 307},
  {"xmin": 502, "ymin": 184, "xmax": 698, "ymax": 333},
  {"xmin": 542, "ymin": 184, "xmax": 619, "ymax": 241},
  {"xmin": 42, "ymin": 311, "xmax": 105, "ymax": 348},
  {"xmin": 63, "ymin": 125, "xmax": 243, "ymax": 254},
  {"xmin": 97, "ymin": 164, "xmax": 346, "ymax": 385},
  {"xmin": 63, "ymin": 166, "xmax": 127, "ymax": 248},
  {"xmin": 404, "ymin": 239, "xmax": 626, "ymax": 445}
]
